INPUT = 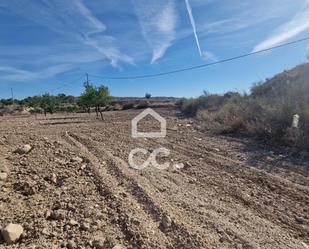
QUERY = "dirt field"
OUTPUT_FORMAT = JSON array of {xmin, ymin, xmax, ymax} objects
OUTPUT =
[{"xmin": 0, "ymin": 108, "xmax": 308, "ymax": 249}]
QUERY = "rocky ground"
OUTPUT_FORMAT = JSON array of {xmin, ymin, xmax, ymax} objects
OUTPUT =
[{"xmin": 0, "ymin": 108, "xmax": 308, "ymax": 249}]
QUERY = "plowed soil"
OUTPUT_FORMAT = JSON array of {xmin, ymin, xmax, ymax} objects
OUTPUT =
[{"xmin": 0, "ymin": 108, "xmax": 308, "ymax": 249}]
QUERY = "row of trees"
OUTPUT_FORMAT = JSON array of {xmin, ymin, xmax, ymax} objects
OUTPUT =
[
  {"xmin": 0, "ymin": 83, "xmax": 113, "ymax": 120},
  {"xmin": 0, "ymin": 82, "xmax": 155, "ymax": 119},
  {"xmin": 0, "ymin": 93, "xmax": 76, "ymax": 109}
]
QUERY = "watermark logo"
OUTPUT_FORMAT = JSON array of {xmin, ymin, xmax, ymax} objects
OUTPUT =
[
  {"xmin": 128, "ymin": 147, "xmax": 170, "ymax": 170},
  {"xmin": 128, "ymin": 108, "xmax": 182, "ymax": 170},
  {"xmin": 131, "ymin": 108, "xmax": 166, "ymax": 138}
]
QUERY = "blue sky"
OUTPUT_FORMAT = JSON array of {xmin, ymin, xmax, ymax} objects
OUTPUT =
[{"xmin": 0, "ymin": 0, "xmax": 309, "ymax": 99}]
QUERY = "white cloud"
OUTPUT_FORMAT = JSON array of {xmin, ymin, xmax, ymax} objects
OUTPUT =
[
  {"xmin": 0, "ymin": 0, "xmax": 133, "ymax": 67},
  {"xmin": 0, "ymin": 64, "xmax": 72, "ymax": 81},
  {"xmin": 85, "ymin": 36, "xmax": 135, "ymax": 67},
  {"xmin": 184, "ymin": 0, "xmax": 217, "ymax": 61},
  {"xmin": 201, "ymin": 51, "xmax": 217, "ymax": 61},
  {"xmin": 252, "ymin": 2, "xmax": 309, "ymax": 52},
  {"xmin": 192, "ymin": 0, "xmax": 300, "ymax": 48},
  {"xmin": 0, "ymin": 0, "xmax": 105, "ymax": 37},
  {"xmin": 185, "ymin": 0, "xmax": 202, "ymax": 56},
  {"xmin": 134, "ymin": 0, "xmax": 177, "ymax": 63}
]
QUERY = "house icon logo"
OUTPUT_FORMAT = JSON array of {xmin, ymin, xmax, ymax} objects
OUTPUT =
[
  {"xmin": 129, "ymin": 108, "xmax": 183, "ymax": 170},
  {"xmin": 132, "ymin": 108, "xmax": 166, "ymax": 138}
]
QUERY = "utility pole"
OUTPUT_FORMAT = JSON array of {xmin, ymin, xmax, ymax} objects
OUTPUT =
[
  {"xmin": 86, "ymin": 73, "xmax": 89, "ymax": 85},
  {"xmin": 11, "ymin": 88, "xmax": 14, "ymax": 106}
]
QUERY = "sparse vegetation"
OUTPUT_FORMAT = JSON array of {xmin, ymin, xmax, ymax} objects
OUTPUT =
[
  {"xmin": 180, "ymin": 64, "xmax": 309, "ymax": 152},
  {"xmin": 179, "ymin": 91, "xmax": 233, "ymax": 117},
  {"xmin": 135, "ymin": 100, "xmax": 149, "ymax": 109}
]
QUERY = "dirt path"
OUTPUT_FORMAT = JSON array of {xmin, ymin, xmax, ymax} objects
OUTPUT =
[{"xmin": 0, "ymin": 109, "xmax": 308, "ymax": 249}]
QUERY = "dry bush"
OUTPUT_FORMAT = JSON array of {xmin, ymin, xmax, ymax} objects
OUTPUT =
[
  {"xmin": 196, "ymin": 109, "xmax": 209, "ymax": 120},
  {"xmin": 180, "ymin": 64, "xmax": 309, "ymax": 151},
  {"xmin": 135, "ymin": 100, "xmax": 149, "ymax": 109},
  {"xmin": 180, "ymin": 98, "xmax": 200, "ymax": 116},
  {"xmin": 122, "ymin": 102, "xmax": 135, "ymax": 110},
  {"xmin": 209, "ymin": 96, "xmax": 309, "ymax": 151},
  {"xmin": 180, "ymin": 93, "xmax": 228, "ymax": 117}
]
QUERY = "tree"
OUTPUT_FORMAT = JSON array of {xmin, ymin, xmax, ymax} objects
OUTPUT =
[
  {"xmin": 22, "ymin": 96, "xmax": 43, "ymax": 108},
  {"xmin": 0, "ymin": 98, "xmax": 13, "ymax": 106},
  {"xmin": 57, "ymin": 93, "xmax": 66, "ymax": 103},
  {"xmin": 79, "ymin": 83, "xmax": 113, "ymax": 120},
  {"xmin": 95, "ymin": 85, "xmax": 113, "ymax": 120},
  {"xmin": 78, "ymin": 83, "xmax": 96, "ymax": 114},
  {"xmin": 145, "ymin": 93, "xmax": 151, "ymax": 99},
  {"xmin": 40, "ymin": 93, "xmax": 59, "ymax": 116}
]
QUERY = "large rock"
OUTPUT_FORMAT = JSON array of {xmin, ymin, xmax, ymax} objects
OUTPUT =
[
  {"xmin": 1, "ymin": 223, "xmax": 24, "ymax": 244},
  {"xmin": 160, "ymin": 214, "xmax": 172, "ymax": 231},
  {"xmin": 50, "ymin": 210, "xmax": 66, "ymax": 220},
  {"xmin": 14, "ymin": 144, "xmax": 32, "ymax": 154},
  {"xmin": 80, "ymin": 222, "xmax": 90, "ymax": 231},
  {"xmin": 0, "ymin": 172, "xmax": 8, "ymax": 181}
]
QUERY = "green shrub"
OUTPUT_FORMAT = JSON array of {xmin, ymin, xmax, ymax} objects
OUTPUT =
[
  {"xmin": 180, "ymin": 98, "xmax": 200, "ymax": 116},
  {"xmin": 180, "ymin": 93, "xmax": 227, "ymax": 117},
  {"xmin": 65, "ymin": 105, "xmax": 79, "ymax": 113}
]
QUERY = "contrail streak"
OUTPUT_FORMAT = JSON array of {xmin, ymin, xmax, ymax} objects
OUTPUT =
[{"xmin": 185, "ymin": 0, "xmax": 202, "ymax": 57}]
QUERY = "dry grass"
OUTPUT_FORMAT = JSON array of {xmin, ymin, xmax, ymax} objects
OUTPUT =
[{"xmin": 180, "ymin": 78, "xmax": 309, "ymax": 152}]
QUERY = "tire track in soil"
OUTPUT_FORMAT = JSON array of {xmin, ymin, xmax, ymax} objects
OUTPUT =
[
  {"xmin": 74, "ymin": 120, "xmax": 304, "ymax": 186},
  {"xmin": 80, "ymin": 123, "xmax": 309, "ymax": 248},
  {"xmin": 67, "ymin": 132, "xmax": 211, "ymax": 249},
  {"xmin": 3, "ymin": 111, "xmax": 308, "ymax": 248},
  {"xmin": 84, "ymin": 126, "xmax": 309, "ymax": 201},
  {"xmin": 77, "ymin": 120, "xmax": 309, "ymax": 194},
  {"xmin": 143, "ymin": 134, "xmax": 309, "ymax": 244},
  {"xmin": 62, "ymin": 132, "xmax": 173, "ymax": 249},
  {"xmin": 71, "ymin": 130, "xmax": 291, "ymax": 248},
  {"xmin": 56, "ymin": 112, "xmax": 308, "ymax": 248},
  {"xmin": 85, "ymin": 115, "xmax": 308, "ymax": 185}
]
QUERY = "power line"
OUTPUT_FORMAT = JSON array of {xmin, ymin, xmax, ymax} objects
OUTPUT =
[
  {"xmin": 89, "ymin": 36, "xmax": 309, "ymax": 80},
  {"xmin": 1, "ymin": 75, "xmax": 85, "ymax": 99},
  {"xmin": 44, "ymin": 75, "xmax": 85, "ymax": 93}
]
